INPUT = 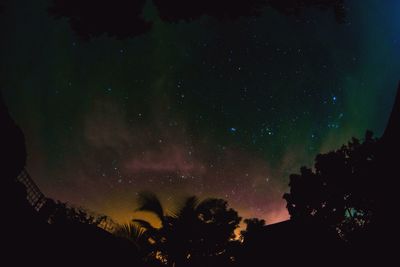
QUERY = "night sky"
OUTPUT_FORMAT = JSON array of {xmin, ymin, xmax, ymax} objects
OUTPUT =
[{"xmin": 1, "ymin": 0, "xmax": 399, "ymax": 224}]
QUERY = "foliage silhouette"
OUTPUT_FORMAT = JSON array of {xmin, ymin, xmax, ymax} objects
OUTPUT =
[
  {"xmin": 283, "ymin": 130, "xmax": 389, "ymax": 240},
  {"xmin": 49, "ymin": 0, "xmax": 347, "ymax": 40},
  {"xmin": 49, "ymin": 0, "xmax": 152, "ymax": 39},
  {"xmin": 240, "ymin": 83, "xmax": 400, "ymax": 266},
  {"xmin": 131, "ymin": 192, "xmax": 241, "ymax": 266},
  {"xmin": 114, "ymin": 221, "xmax": 146, "ymax": 244},
  {"xmin": 43, "ymin": 199, "xmax": 113, "ymax": 229},
  {"xmin": 155, "ymin": 0, "xmax": 346, "ymax": 22},
  {"xmin": 240, "ymin": 218, "xmax": 266, "ymax": 241}
]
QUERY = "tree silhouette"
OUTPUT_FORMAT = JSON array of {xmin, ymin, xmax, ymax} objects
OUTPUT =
[
  {"xmin": 49, "ymin": 0, "xmax": 347, "ymax": 40},
  {"xmin": 283, "ymin": 131, "xmax": 379, "ymax": 239},
  {"xmin": 132, "ymin": 192, "xmax": 241, "ymax": 267},
  {"xmin": 45, "ymin": 200, "xmax": 113, "ymax": 228},
  {"xmin": 114, "ymin": 221, "xmax": 146, "ymax": 244},
  {"xmin": 240, "ymin": 218, "xmax": 266, "ymax": 242},
  {"xmin": 268, "ymin": 0, "xmax": 346, "ymax": 22},
  {"xmin": 155, "ymin": 0, "xmax": 346, "ymax": 22},
  {"xmin": 48, "ymin": 0, "xmax": 152, "ymax": 39},
  {"xmin": 113, "ymin": 222, "xmax": 165, "ymax": 266},
  {"xmin": 153, "ymin": 0, "xmax": 266, "ymax": 22}
]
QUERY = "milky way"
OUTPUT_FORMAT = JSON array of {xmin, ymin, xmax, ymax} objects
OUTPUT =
[{"xmin": 1, "ymin": 0, "xmax": 399, "ymax": 225}]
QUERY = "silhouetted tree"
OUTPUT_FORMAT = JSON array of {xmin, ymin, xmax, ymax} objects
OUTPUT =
[
  {"xmin": 45, "ymin": 200, "xmax": 114, "ymax": 228},
  {"xmin": 132, "ymin": 192, "xmax": 241, "ymax": 267},
  {"xmin": 283, "ymin": 131, "xmax": 379, "ymax": 239},
  {"xmin": 113, "ymin": 222, "xmax": 165, "ymax": 266},
  {"xmin": 240, "ymin": 218, "xmax": 266, "ymax": 242},
  {"xmin": 268, "ymin": 0, "xmax": 347, "ymax": 23},
  {"xmin": 114, "ymin": 221, "xmax": 146, "ymax": 244},
  {"xmin": 49, "ymin": 0, "xmax": 152, "ymax": 39},
  {"xmin": 155, "ymin": 0, "xmax": 346, "ymax": 22},
  {"xmin": 153, "ymin": 0, "xmax": 265, "ymax": 22},
  {"xmin": 49, "ymin": 0, "xmax": 347, "ymax": 40}
]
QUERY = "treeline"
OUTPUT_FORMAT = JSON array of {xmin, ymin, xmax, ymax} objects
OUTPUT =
[
  {"xmin": 0, "ymin": 0, "xmax": 347, "ymax": 39},
  {"xmin": 3, "ymin": 128, "xmax": 385, "ymax": 266},
  {"xmin": 2, "ymin": 85, "xmax": 399, "ymax": 265},
  {"xmin": 106, "ymin": 131, "xmax": 386, "ymax": 266}
]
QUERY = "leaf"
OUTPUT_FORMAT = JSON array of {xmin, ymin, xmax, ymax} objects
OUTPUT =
[{"xmin": 136, "ymin": 191, "xmax": 164, "ymax": 222}]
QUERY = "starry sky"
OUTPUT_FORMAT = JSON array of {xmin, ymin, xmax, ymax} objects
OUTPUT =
[{"xmin": 1, "ymin": 0, "xmax": 399, "ymax": 224}]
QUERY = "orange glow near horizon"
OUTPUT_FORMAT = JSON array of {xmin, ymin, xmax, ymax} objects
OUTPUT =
[{"xmin": 103, "ymin": 201, "xmax": 289, "ymax": 234}]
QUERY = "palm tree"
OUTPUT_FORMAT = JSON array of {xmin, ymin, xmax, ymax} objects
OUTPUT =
[
  {"xmin": 133, "ymin": 192, "xmax": 241, "ymax": 267},
  {"xmin": 113, "ymin": 222, "xmax": 146, "ymax": 247},
  {"xmin": 114, "ymin": 221, "xmax": 167, "ymax": 266}
]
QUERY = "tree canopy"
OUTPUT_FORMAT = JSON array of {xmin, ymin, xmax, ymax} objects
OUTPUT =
[
  {"xmin": 48, "ymin": 0, "xmax": 347, "ymax": 39},
  {"xmin": 129, "ymin": 192, "xmax": 241, "ymax": 266},
  {"xmin": 283, "ymin": 131, "xmax": 379, "ymax": 238}
]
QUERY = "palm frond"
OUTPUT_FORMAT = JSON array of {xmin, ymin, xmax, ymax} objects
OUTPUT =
[
  {"xmin": 136, "ymin": 191, "xmax": 164, "ymax": 221},
  {"xmin": 113, "ymin": 222, "xmax": 145, "ymax": 243},
  {"xmin": 170, "ymin": 196, "xmax": 200, "ymax": 219},
  {"xmin": 132, "ymin": 219, "xmax": 158, "ymax": 233}
]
